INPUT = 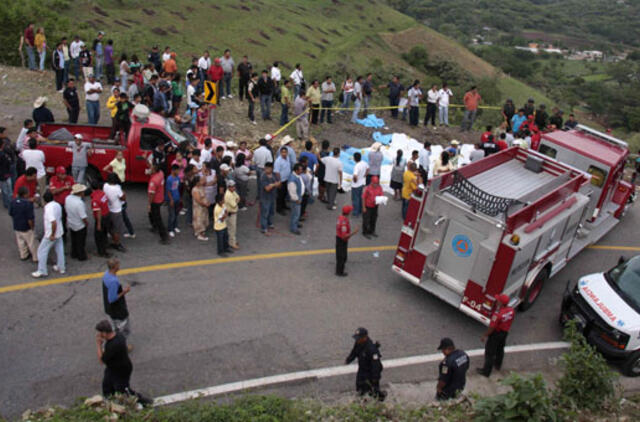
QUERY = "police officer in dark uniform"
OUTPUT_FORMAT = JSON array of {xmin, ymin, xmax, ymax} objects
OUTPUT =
[
  {"xmin": 436, "ymin": 337, "xmax": 469, "ymax": 400},
  {"xmin": 345, "ymin": 327, "xmax": 386, "ymax": 401},
  {"xmin": 478, "ymin": 294, "xmax": 515, "ymax": 377}
]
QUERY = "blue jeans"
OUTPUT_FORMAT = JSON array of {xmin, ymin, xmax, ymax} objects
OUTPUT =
[
  {"xmin": 86, "ymin": 100, "xmax": 100, "ymax": 124},
  {"xmin": 351, "ymin": 186, "xmax": 363, "ymax": 217},
  {"xmin": 71, "ymin": 57, "xmax": 79, "ymax": 80},
  {"xmin": 439, "ymin": 105, "xmax": 449, "ymax": 125},
  {"xmin": 39, "ymin": 51, "xmax": 46, "ymax": 71},
  {"xmin": 0, "ymin": 178, "xmax": 11, "ymax": 209},
  {"xmin": 389, "ymin": 96, "xmax": 400, "ymax": 118},
  {"xmin": 461, "ymin": 109, "xmax": 477, "ymax": 131},
  {"xmin": 260, "ymin": 200, "xmax": 274, "ymax": 232},
  {"xmin": 320, "ymin": 100, "xmax": 333, "ymax": 123},
  {"xmin": 27, "ymin": 46, "xmax": 36, "ymax": 70},
  {"xmin": 95, "ymin": 56, "xmax": 104, "ymax": 79},
  {"xmin": 63, "ymin": 60, "xmax": 70, "ymax": 83},
  {"xmin": 351, "ymin": 99, "xmax": 361, "ymax": 123},
  {"xmin": 294, "ymin": 84, "xmax": 301, "ymax": 99},
  {"xmin": 402, "ymin": 198, "xmax": 410, "ymax": 220},
  {"xmin": 290, "ymin": 202, "xmax": 301, "ymax": 232},
  {"xmin": 72, "ymin": 166, "xmax": 86, "ymax": 184},
  {"xmin": 280, "ymin": 104, "xmax": 289, "ymax": 126},
  {"xmin": 168, "ymin": 201, "xmax": 179, "ymax": 231},
  {"xmin": 342, "ymin": 92, "xmax": 350, "ymax": 110},
  {"xmin": 222, "ymin": 72, "xmax": 232, "ymax": 97},
  {"xmin": 37, "ymin": 237, "xmax": 65, "ymax": 275},
  {"xmin": 260, "ymin": 94, "xmax": 272, "ymax": 120},
  {"xmin": 215, "ymin": 228, "xmax": 229, "ymax": 254},
  {"xmin": 363, "ymin": 95, "xmax": 371, "ymax": 115}
]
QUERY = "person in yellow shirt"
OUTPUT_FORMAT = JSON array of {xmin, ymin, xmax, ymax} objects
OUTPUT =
[
  {"xmin": 224, "ymin": 180, "xmax": 240, "ymax": 250},
  {"xmin": 35, "ymin": 27, "xmax": 47, "ymax": 71},
  {"xmin": 401, "ymin": 162, "xmax": 420, "ymax": 220},
  {"xmin": 213, "ymin": 194, "xmax": 231, "ymax": 256},
  {"xmin": 306, "ymin": 80, "xmax": 322, "ymax": 125},
  {"xmin": 106, "ymin": 88, "xmax": 120, "ymax": 139}
]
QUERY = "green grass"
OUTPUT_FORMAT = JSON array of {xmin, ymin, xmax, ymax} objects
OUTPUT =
[{"xmin": 496, "ymin": 76, "xmax": 554, "ymax": 106}]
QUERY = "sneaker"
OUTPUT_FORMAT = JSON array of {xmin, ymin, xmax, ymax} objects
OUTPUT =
[
  {"xmin": 169, "ymin": 231, "xmax": 175, "ymax": 238},
  {"xmin": 239, "ymin": 207, "xmax": 248, "ymax": 211},
  {"xmin": 174, "ymin": 227, "xmax": 181, "ymax": 233},
  {"xmin": 228, "ymin": 94, "xmax": 233, "ymax": 99},
  {"xmin": 179, "ymin": 209, "xmax": 187, "ymax": 215},
  {"xmin": 31, "ymin": 271, "xmax": 47, "ymax": 278},
  {"xmin": 197, "ymin": 235, "xmax": 209, "ymax": 241},
  {"xmin": 114, "ymin": 244, "xmax": 127, "ymax": 252},
  {"xmin": 221, "ymin": 95, "xmax": 227, "ymax": 100},
  {"xmin": 123, "ymin": 233, "xmax": 136, "ymax": 239},
  {"xmin": 331, "ymin": 205, "xmax": 337, "ymax": 210},
  {"xmin": 291, "ymin": 230, "xmax": 301, "ymax": 235},
  {"xmin": 251, "ymin": 120, "xmax": 257, "ymax": 125},
  {"xmin": 52, "ymin": 265, "xmax": 65, "ymax": 274}
]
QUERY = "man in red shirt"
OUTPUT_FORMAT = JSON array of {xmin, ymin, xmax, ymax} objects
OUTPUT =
[
  {"xmin": 207, "ymin": 58, "xmax": 223, "ymax": 105},
  {"xmin": 49, "ymin": 166, "xmax": 75, "ymax": 235},
  {"xmin": 91, "ymin": 180, "xmax": 112, "ymax": 257},
  {"xmin": 13, "ymin": 167, "xmax": 38, "ymax": 201},
  {"xmin": 362, "ymin": 176, "xmax": 384, "ymax": 239},
  {"xmin": 496, "ymin": 133, "xmax": 509, "ymax": 151},
  {"xmin": 24, "ymin": 23, "xmax": 36, "ymax": 71},
  {"xmin": 147, "ymin": 162, "xmax": 169, "ymax": 244},
  {"xmin": 480, "ymin": 125, "xmax": 493, "ymax": 143},
  {"xmin": 478, "ymin": 294, "xmax": 515, "ymax": 377},
  {"xmin": 461, "ymin": 86, "xmax": 481, "ymax": 131},
  {"xmin": 336, "ymin": 205, "xmax": 359, "ymax": 277}
]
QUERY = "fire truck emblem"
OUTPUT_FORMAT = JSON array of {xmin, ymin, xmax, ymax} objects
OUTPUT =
[{"xmin": 452, "ymin": 234, "xmax": 473, "ymax": 257}]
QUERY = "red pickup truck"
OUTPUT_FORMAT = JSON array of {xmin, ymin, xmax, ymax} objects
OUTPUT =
[{"xmin": 39, "ymin": 111, "xmax": 224, "ymax": 184}]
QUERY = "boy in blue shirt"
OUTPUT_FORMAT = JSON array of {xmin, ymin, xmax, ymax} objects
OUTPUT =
[{"xmin": 166, "ymin": 164, "xmax": 181, "ymax": 237}]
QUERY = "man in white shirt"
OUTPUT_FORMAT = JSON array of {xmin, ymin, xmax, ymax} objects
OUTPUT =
[
  {"xmin": 424, "ymin": 84, "xmax": 439, "ymax": 128},
  {"xmin": 351, "ymin": 76, "xmax": 363, "ymax": 123},
  {"xmin": 65, "ymin": 183, "xmax": 88, "ymax": 261},
  {"xmin": 21, "ymin": 134, "xmax": 46, "ymax": 196},
  {"xmin": 437, "ymin": 83, "xmax": 453, "ymax": 126},
  {"xmin": 287, "ymin": 163, "xmax": 305, "ymax": 235},
  {"xmin": 69, "ymin": 35, "xmax": 82, "ymax": 81},
  {"xmin": 32, "ymin": 191, "xmax": 65, "ymax": 278},
  {"xmin": 351, "ymin": 152, "xmax": 369, "ymax": 217},
  {"xmin": 16, "ymin": 119, "xmax": 34, "ymax": 153},
  {"xmin": 470, "ymin": 143, "xmax": 485, "ymax": 162},
  {"xmin": 270, "ymin": 62, "xmax": 281, "ymax": 84},
  {"xmin": 103, "ymin": 174, "xmax": 127, "ymax": 252},
  {"xmin": 252, "ymin": 137, "xmax": 273, "ymax": 200},
  {"xmin": 189, "ymin": 149, "xmax": 203, "ymax": 171},
  {"xmin": 201, "ymin": 138, "xmax": 213, "ymax": 164},
  {"xmin": 321, "ymin": 147, "xmax": 343, "ymax": 210},
  {"xmin": 407, "ymin": 80, "xmax": 422, "ymax": 126},
  {"xmin": 418, "ymin": 141, "xmax": 431, "ymax": 182},
  {"xmin": 84, "ymin": 74, "xmax": 103, "ymax": 124},
  {"xmin": 289, "ymin": 63, "xmax": 304, "ymax": 98},
  {"xmin": 197, "ymin": 51, "xmax": 211, "ymax": 90}
]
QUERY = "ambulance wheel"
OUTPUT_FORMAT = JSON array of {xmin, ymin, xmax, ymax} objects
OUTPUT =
[
  {"xmin": 520, "ymin": 268, "xmax": 549, "ymax": 311},
  {"xmin": 622, "ymin": 351, "xmax": 640, "ymax": 377}
]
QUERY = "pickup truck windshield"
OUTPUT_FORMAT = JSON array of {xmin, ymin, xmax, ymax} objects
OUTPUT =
[
  {"xmin": 605, "ymin": 256, "xmax": 640, "ymax": 312},
  {"xmin": 165, "ymin": 119, "xmax": 197, "ymax": 146}
]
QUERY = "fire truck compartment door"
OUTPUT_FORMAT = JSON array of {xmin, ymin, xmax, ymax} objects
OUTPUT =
[{"xmin": 436, "ymin": 220, "xmax": 486, "ymax": 292}]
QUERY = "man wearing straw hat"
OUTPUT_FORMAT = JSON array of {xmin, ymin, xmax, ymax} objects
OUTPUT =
[
  {"xmin": 65, "ymin": 183, "xmax": 89, "ymax": 261},
  {"xmin": 32, "ymin": 96, "xmax": 54, "ymax": 130}
]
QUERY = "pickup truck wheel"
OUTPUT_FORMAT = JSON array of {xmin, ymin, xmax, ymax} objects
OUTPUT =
[
  {"xmin": 520, "ymin": 268, "xmax": 549, "ymax": 311},
  {"xmin": 85, "ymin": 167, "xmax": 102, "ymax": 187},
  {"xmin": 622, "ymin": 351, "xmax": 640, "ymax": 377}
]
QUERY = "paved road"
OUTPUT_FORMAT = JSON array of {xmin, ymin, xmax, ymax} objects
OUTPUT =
[{"xmin": 0, "ymin": 183, "xmax": 638, "ymax": 417}]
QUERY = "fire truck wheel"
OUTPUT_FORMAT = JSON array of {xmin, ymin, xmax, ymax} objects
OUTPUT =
[
  {"xmin": 519, "ymin": 268, "xmax": 549, "ymax": 311},
  {"xmin": 85, "ymin": 166, "xmax": 102, "ymax": 187},
  {"xmin": 622, "ymin": 351, "xmax": 640, "ymax": 377}
]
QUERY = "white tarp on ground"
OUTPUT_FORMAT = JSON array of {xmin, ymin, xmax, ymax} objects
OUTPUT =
[{"xmin": 338, "ymin": 133, "xmax": 474, "ymax": 193}]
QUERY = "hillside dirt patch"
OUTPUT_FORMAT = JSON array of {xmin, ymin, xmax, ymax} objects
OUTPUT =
[
  {"xmin": 271, "ymin": 26, "xmax": 287, "ymax": 35},
  {"xmin": 304, "ymin": 52, "xmax": 317, "ymax": 59},
  {"xmin": 114, "ymin": 20, "xmax": 131, "ymax": 28},
  {"xmin": 296, "ymin": 33, "xmax": 308, "ymax": 42},
  {"xmin": 142, "ymin": 8, "xmax": 155, "ymax": 16},
  {"xmin": 247, "ymin": 38, "xmax": 266, "ymax": 48},
  {"xmin": 151, "ymin": 27, "xmax": 168, "ymax": 36},
  {"xmin": 169, "ymin": 11, "xmax": 186, "ymax": 21},
  {"xmin": 240, "ymin": 5, "xmax": 251, "ymax": 12},
  {"xmin": 93, "ymin": 6, "xmax": 109, "ymax": 17},
  {"xmin": 259, "ymin": 31, "xmax": 271, "ymax": 41},
  {"xmin": 381, "ymin": 27, "xmax": 497, "ymax": 78}
]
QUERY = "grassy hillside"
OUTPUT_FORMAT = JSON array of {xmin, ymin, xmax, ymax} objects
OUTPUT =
[{"xmin": 0, "ymin": 0, "xmax": 552, "ymax": 107}]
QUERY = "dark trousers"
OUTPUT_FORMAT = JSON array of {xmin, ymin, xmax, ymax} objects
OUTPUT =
[
  {"xmin": 301, "ymin": 193, "xmax": 309, "ymax": 216},
  {"xmin": 326, "ymin": 182, "xmax": 337, "ymax": 209},
  {"xmin": 276, "ymin": 183, "xmax": 288, "ymax": 212},
  {"xmin": 149, "ymin": 202, "xmax": 168, "ymax": 241},
  {"xmin": 55, "ymin": 69, "xmax": 64, "ymax": 91},
  {"xmin": 106, "ymin": 63, "xmax": 116, "ymax": 84},
  {"xmin": 336, "ymin": 236, "xmax": 348, "ymax": 275},
  {"xmin": 248, "ymin": 100, "xmax": 255, "ymax": 122},
  {"xmin": 102, "ymin": 368, "xmax": 131, "ymax": 397},
  {"xmin": 363, "ymin": 206, "xmax": 378, "ymax": 235},
  {"xmin": 239, "ymin": 77, "xmax": 249, "ymax": 101},
  {"xmin": 280, "ymin": 103, "xmax": 289, "ymax": 126},
  {"xmin": 311, "ymin": 103, "xmax": 320, "ymax": 124},
  {"xmin": 409, "ymin": 106, "xmax": 419, "ymax": 126},
  {"xmin": 94, "ymin": 216, "xmax": 110, "ymax": 255},
  {"xmin": 70, "ymin": 227, "xmax": 87, "ymax": 261},
  {"xmin": 389, "ymin": 96, "xmax": 400, "ymax": 118},
  {"xmin": 320, "ymin": 100, "xmax": 333, "ymax": 123},
  {"xmin": 482, "ymin": 331, "xmax": 508, "ymax": 375},
  {"xmin": 67, "ymin": 107, "xmax": 79, "ymax": 123},
  {"xmin": 424, "ymin": 103, "xmax": 436, "ymax": 126},
  {"xmin": 215, "ymin": 228, "xmax": 229, "ymax": 254}
]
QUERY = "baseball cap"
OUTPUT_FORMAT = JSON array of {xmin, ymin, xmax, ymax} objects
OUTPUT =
[
  {"xmin": 342, "ymin": 205, "xmax": 353, "ymax": 215},
  {"xmin": 496, "ymin": 294, "xmax": 510, "ymax": 305},
  {"xmin": 437, "ymin": 337, "xmax": 455, "ymax": 350},
  {"xmin": 74, "ymin": 133, "xmax": 84, "ymax": 140},
  {"xmin": 56, "ymin": 166, "xmax": 66, "ymax": 174},
  {"xmin": 352, "ymin": 327, "xmax": 368, "ymax": 339},
  {"xmin": 227, "ymin": 179, "xmax": 236, "ymax": 187}
]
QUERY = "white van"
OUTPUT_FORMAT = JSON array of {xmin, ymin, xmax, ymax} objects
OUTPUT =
[{"xmin": 561, "ymin": 256, "xmax": 640, "ymax": 376}]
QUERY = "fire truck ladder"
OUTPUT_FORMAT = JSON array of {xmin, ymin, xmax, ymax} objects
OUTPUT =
[{"xmin": 447, "ymin": 171, "xmax": 522, "ymax": 217}]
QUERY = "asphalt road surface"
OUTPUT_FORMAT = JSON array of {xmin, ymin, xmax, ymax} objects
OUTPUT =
[{"xmin": 1, "ymin": 183, "xmax": 638, "ymax": 418}]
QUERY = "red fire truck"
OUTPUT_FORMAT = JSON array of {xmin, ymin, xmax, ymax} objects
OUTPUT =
[{"xmin": 392, "ymin": 126, "xmax": 633, "ymax": 324}]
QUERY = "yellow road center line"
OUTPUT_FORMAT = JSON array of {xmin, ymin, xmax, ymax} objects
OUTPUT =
[
  {"xmin": 0, "ymin": 246, "xmax": 397, "ymax": 294},
  {"xmin": 0, "ymin": 244, "xmax": 635, "ymax": 295}
]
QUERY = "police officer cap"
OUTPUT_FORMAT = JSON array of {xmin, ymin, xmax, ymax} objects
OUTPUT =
[
  {"xmin": 352, "ymin": 327, "xmax": 368, "ymax": 339},
  {"xmin": 437, "ymin": 337, "xmax": 455, "ymax": 350}
]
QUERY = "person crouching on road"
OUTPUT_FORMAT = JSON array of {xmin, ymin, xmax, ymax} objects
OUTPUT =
[
  {"xmin": 478, "ymin": 294, "xmax": 515, "ymax": 377},
  {"xmin": 436, "ymin": 337, "xmax": 469, "ymax": 400},
  {"xmin": 336, "ymin": 205, "xmax": 359, "ymax": 277},
  {"xmin": 345, "ymin": 327, "xmax": 386, "ymax": 401}
]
